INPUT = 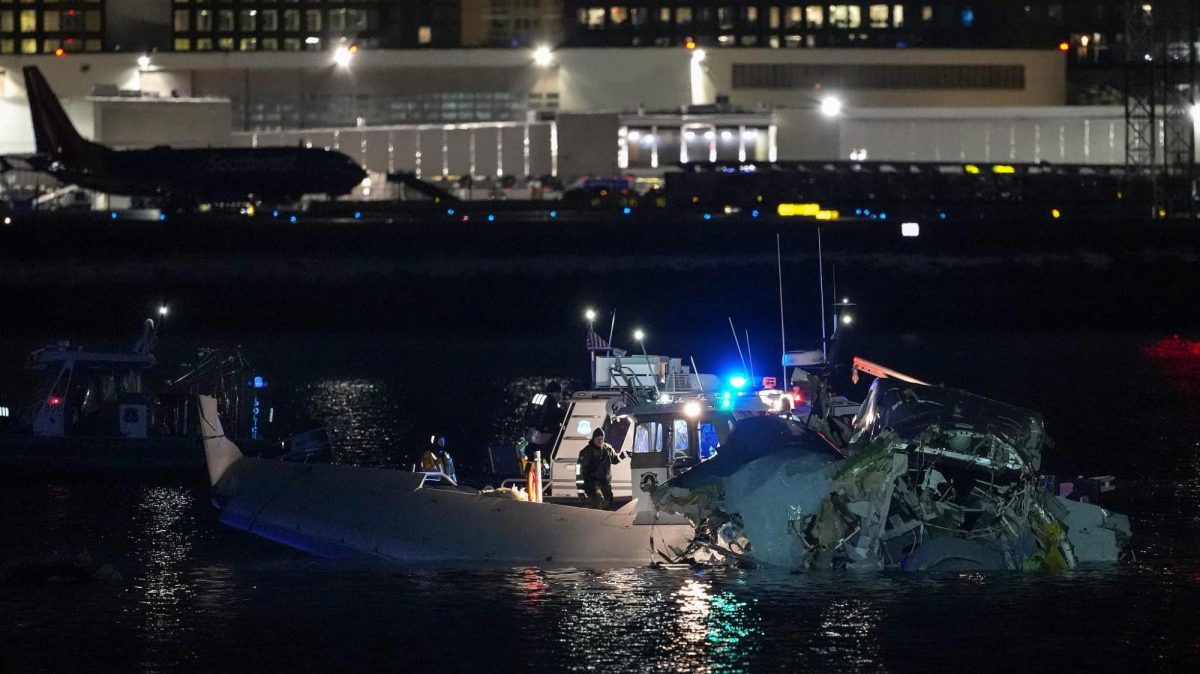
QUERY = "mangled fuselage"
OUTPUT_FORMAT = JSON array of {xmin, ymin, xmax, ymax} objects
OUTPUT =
[{"xmin": 653, "ymin": 378, "xmax": 1131, "ymax": 571}]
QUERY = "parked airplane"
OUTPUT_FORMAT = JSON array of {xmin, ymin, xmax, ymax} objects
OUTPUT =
[{"xmin": 20, "ymin": 65, "xmax": 366, "ymax": 205}]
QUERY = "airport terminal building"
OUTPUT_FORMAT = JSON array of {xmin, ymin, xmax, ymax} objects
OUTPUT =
[{"xmin": 0, "ymin": 2, "xmax": 1187, "ymax": 202}]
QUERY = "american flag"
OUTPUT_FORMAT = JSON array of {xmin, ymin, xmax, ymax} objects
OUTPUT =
[{"xmin": 586, "ymin": 328, "xmax": 611, "ymax": 352}]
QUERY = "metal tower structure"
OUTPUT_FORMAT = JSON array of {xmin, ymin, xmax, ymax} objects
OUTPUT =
[{"xmin": 1124, "ymin": 1, "xmax": 1199, "ymax": 218}]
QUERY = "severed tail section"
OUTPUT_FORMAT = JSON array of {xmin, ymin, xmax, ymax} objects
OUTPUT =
[{"xmin": 198, "ymin": 395, "xmax": 244, "ymax": 487}]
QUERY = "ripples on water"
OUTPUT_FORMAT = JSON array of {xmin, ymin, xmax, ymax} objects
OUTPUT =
[{"xmin": 2, "ymin": 332, "xmax": 1200, "ymax": 671}]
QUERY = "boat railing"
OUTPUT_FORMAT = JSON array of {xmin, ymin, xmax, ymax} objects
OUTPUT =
[
  {"xmin": 609, "ymin": 364, "xmax": 652, "ymax": 405},
  {"xmin": 415, "ymin": 471, "xmax": 458, "ymax": 489}
]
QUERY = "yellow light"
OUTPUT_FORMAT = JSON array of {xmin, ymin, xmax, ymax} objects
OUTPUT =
[
  {"xmin": 1050, "ymin": 208, "xmax": 1061, "ymax": 219},
  {"xmin": 815, "ymin": 209, "xmax": 839, "ymax": 221},
  {"xmin": 685, "ymin": 39, "xmax": 696, "ymax": 50},
  {"xmin": 1158, "ymin": 208, "xmax": 1167, "ymax": 218},
  {"xmin": 245, "ymin": 204, "xmax": 255, "ymax": 217},
  {"xmin": 777, "ymin": 202, "xmax": 821, "ymax": 217},
  {"xmin": 992, "ymin": 164, "xmax": 1016, "ymax": 174},
  {"xmin": 1058, "ymin": 41, "xmax": 1070, "ymax": 52},
  {"xmin": 964, "ymin": 164, "xmax": 980, "ymax": 174}
]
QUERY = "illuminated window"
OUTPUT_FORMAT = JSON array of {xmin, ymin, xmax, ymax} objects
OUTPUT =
[
  {"xmin": 239, "ymin": 37, "xmax": 256, "ymax": 51},
  {"xmin": 20, "ymin": 37, "xmax": 35, "ymax": 53},
  {"xmin": 84, "ymin": 38, "xmax": 101, "ymax": 52},
  {"xmin": 283, "ymin": 37, "xmax": 301, "ymax": 51},
  {"xmin": 173, "ymin": 9, "xmax": 189, "ymax": 32},
  {"xmin": 305, "ymin": 9, "xmax": 321, "ymax": 31},
  {"xmin": 672, "ymin": 419, "xmax": 690, "ymax": 455},
  {"xmin": 631, "ymin": 7, "xmax": 647, "ymax": 26},
  {"xmin": 676, "ymin": 7, "xmax": 692, "ymax": 24},
  {"xmin": 893, "ymin": 4, "xmax": 904, "ymax": 28},
  {"xmin": 744, "ymin": 6, "xmax": 758, "ymax": 24},
  {"xmin": 240, "ymin": 9, "xmax": 256, "ymax": 32},
  {"xmin": 717, "ymin": 6, "xmax": 734, "ymax": 30},
  {"xmin": 0, "ymin": 39, "xmax": 14, "ymax": 54},
  {"xmin": 283, "ymin": 10, "xmax": 299, "ymax": 31},
  {"xmin": 922, "ymin": 5, "xmax": 933, "ymax": 22},
  {"xmin": 197, "ymin": 10, "xmax": 211, "ymax": 31},
  {"xmin": 584, "ymin": 7, "xmax": 603, "ymax": 28},
  {"xmin": 805, "ymin": 6, "xmax": 823, "ymax": 28},
  {"xmin": 329, "ymin": 8, "xmax": 345, "ymax": 31},
  {"xmin": 262, "ymin": 37, "xmax": 278, "ymax": 50},
  {"xmin": 828, "ymin": 5, "xmax": 860, "ymax": 29},
  {"xmin": 218, "ymin": 9, "xmax": 233, "ymax": 32},
  {"xmin": 0, "ymin": 12, "xmax": 12, "ymax": 33},
  {"xmin": 609, "ymin": 6, "xmax": 627, "ymax": 25},
  {"xmin": 42, "ymin": 37, "xmax": 58, "ymax": 53},
  {"xmin": 42, "ymin": 10, "xmax": 58, "ymax": 32},
  {"xmin": 217, "ymin": 36, "xmax": 234, "ymax": 50},
  {"xmin": 19, "ymin": 9, "xmax": 35, "ymax": 32},
  {"xmin": 784, "ymin": 6, "xmax": 801, "ymax": 28},
  {"xmin": 196, "ymin": 37, "xmax": 213, "ymax": 51},
  {"xmin": 769, "ymin": 6, "xmax": 780, "ymax": 29},
  {"xmin": 869, "ymin": 4, "xmax": 888, "ymax": 28},
  {"xmin": 174, "ymin": 37, "xmax": 191, "ymax": 51},
  {"xmin": 418, "ymin": 25, "xmax": 431, "ymax": 44},
  {"xmin": 658, "ymin": 7, "xmax": 669, "ymax": 23}
]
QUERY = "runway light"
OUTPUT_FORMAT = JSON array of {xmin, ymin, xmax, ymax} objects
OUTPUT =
[
  {"xmin": 54, "ymin": 48, "xmax": 65, "ymax": 57},
  {"xmin": 901, "ymin": 221, "xmax": 920, "ymax": 237},
  {"xmin": 137, "ymin": 55, "xmax": 151, "ymax": 69},
  {"xmin": 334, "ymin": 45, "xmax": 354, "ymax": 68},
  {"xmin": 685, "ymin": 39, "xmax": 697, "ymax": 50},
  {"xmin": 1058, "ymin": 41, "xmax": 1070, "ymax": 52},
  {"xmin": 3, "ymin": 216, "xmax": 12, "ymax": 225},
  {"xmin": 993, "ymin": 164, "xmax": 1016, "ymax": 174},
  {"xmin": 1051, "ymin": 208, "xmax": 1061, "ymax": 219},
  {"xmin": 819, "ymin": 96, "xmax": 843, "ymax": 117},
  {"xmin": 964, "ymin": 164, "xmax": 981, "ymax": 174},
  {"xmin": 684, "ymin": 401, "xmax": 701, "ymax": 418},
  {"xmin": 533, "ymin": 45, "xmax": 553, "ymax": 67},
  {"xmin": 777, "ymin": 202, "xmax": 821, "ymax": 217}
]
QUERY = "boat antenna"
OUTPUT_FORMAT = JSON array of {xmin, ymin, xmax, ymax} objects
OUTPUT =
[
  {"xmin": 776, "ymin": 232, "xmax": 787, "ymax": 385},
  {"xmin": 818, "ymin": 228, "xmax": 827, "ymax": 362},
  {"xmin": 830, "ymin": 263, "xmax": 837, "ymax": 340},
  {"xmin": 745, "ymin": 329, "xmax": 755, "ymax": 382},
  {"xmin": 607, "ymin": 310, "xmax": 616, "ymax": 348},
  {"xmin": 689, "ymin": 356, "xmax": 704, "ymax": 393},
  {"xmin": 728, "ymin": 317, "xmax": 747, "ymax": 373}
]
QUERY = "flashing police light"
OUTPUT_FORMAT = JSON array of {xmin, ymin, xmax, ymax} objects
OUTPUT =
[
  {"xmin": 729, "ymin": 375, "xmax": 747, "ymax": 389},
  {"xmin": 253, "ymin": 376, "xmax": 267, "ymax": 389}
]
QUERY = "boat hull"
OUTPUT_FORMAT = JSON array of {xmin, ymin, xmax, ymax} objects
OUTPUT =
[{"xmin": 214, "ymin": 458, "xmax": 694, "ymax": 564}]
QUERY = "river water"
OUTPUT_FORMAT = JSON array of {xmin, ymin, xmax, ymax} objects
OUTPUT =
[{"xmin": 2, "ymin": 328, "xmax": 1199, "ymax": 672}]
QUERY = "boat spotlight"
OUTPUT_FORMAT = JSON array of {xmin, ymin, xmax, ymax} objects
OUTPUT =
[
  {"xmin": 634, "ymin": 329, "xmax": 645, "ymax": 342},
  {"xmin": 333, "ymin": 45, "xmax": 354, "ymax": 68},
  {"xmin": 585, "ymin": 308, "xmax": 597, "ymax": 322},
  {"xmin": 137, "ymin": 54, "xmax": 151, "ymax": 70},
  {"xmin": 533, "ymin": 45, "xmax": 553, "ymax": 67},
  {"xmin": 159, "ymin": 305, "xmax": 168, "ymax": 317},
  {"xmin": 729, "ymin": 375, "xmax": 747, "ymax": 389},
  {"xmin": 842, "ymin": 314, "xmax": 854, "ymax": 325},
  {"xmin": 684, "ymin": 401, "xmax": 701, "ymax": 417}
]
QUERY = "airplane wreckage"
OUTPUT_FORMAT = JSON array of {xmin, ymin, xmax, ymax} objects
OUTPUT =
[{"xmin": 652, "ymin": 358, "xmax": 1132, "ymax": 571}]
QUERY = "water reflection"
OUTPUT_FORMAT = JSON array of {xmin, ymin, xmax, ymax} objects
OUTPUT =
[
  {"xmin": 299, "ymin": 378, "xmax": 408, "ymax": 466},
  {"xmin": 132, "ymin": 486, "xmax": 197, "ymax": 669}
]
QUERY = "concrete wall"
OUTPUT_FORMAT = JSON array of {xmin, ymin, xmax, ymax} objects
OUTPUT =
[{"xmin": 557, "ymin": 113, "xmax": 620, "ymax": 178}]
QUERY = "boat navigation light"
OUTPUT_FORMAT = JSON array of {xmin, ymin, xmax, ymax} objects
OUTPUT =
[
  {"xmin": 684, "ymin": 401, "xmax": 701, "ymax": 417},
  {"xmin": 842, "ymin": 314, "xmax": 854, "ymax": 325},
  {"xmin": 158, "ymin": 305, "xmax": 168, "ymax": 317},
  {"xmin": 49, "ymin": 397, "xmax": 61, "ymax": 406},
  {"xmin": 633, "ymin": 329, "xmax": 645, "ymax": 342},
  {"xmin": 658, "ymin": 393, "xmax": 673, "ymax": 404},
  {"xmin": 585, "ymin": 308, "xmax": 597, "ymax": 322}
]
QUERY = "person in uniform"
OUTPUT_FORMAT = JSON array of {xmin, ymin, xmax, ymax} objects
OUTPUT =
[{"xmin": 577, "ymin": 428, "xmax": 621, "ymax": 509}]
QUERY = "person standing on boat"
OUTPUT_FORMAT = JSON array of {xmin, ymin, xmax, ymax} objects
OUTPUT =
[{"xmin": 578, "ymin": 428, "xmax": 620, "ymax": 509}]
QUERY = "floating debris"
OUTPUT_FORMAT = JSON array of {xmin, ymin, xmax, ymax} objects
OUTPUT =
[{"xmin": 653, "ymin": 375, "xmax": 1132, "ymax": 571}]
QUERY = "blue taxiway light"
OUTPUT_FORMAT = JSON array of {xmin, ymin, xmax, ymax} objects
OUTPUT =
[
  {"xmin": 703, "ymin": 213, "xmax": 712, "ymax": 220},
  {"xmin": 158, "ymin": 213, "xmax": 167, "ymax": 221},
  {"xmin": 289, "ymin": 215, "xmax": 298, "ymax": 223},
  {"xmin": 751, "ymin": 209, "xmax": 759, "ymax": 218},
  {"xmin": 622, "ymin": 207, "xmax": 631, "ymax": 215},
  {"xmin": 487, "ymin": 214, "xmax": 495, "ymax": 222},
  {"xmin": 272, "ymin": 210, "xmax": 280, "ymax": 218},
  {"xmin": 447, "ymin": 208, "xmax": 455, "ymax": 216},
  {"xmin": 939, "ymin": 212, "xmax": 947, "ymax": 220},
  {"xmin": 110, "ymin": 212, "xmax": 118, "ymax": 220},
  {"xmin": 880, "ymin": 213, "xmax": 887, "ymax": 220},
  {"xmin": 354, "ymin": 211, "xmax": 362, "ymax": 220},
  {"xmin": 549, "ymin": 210, "xmax": 557, "ymax": 218}
]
